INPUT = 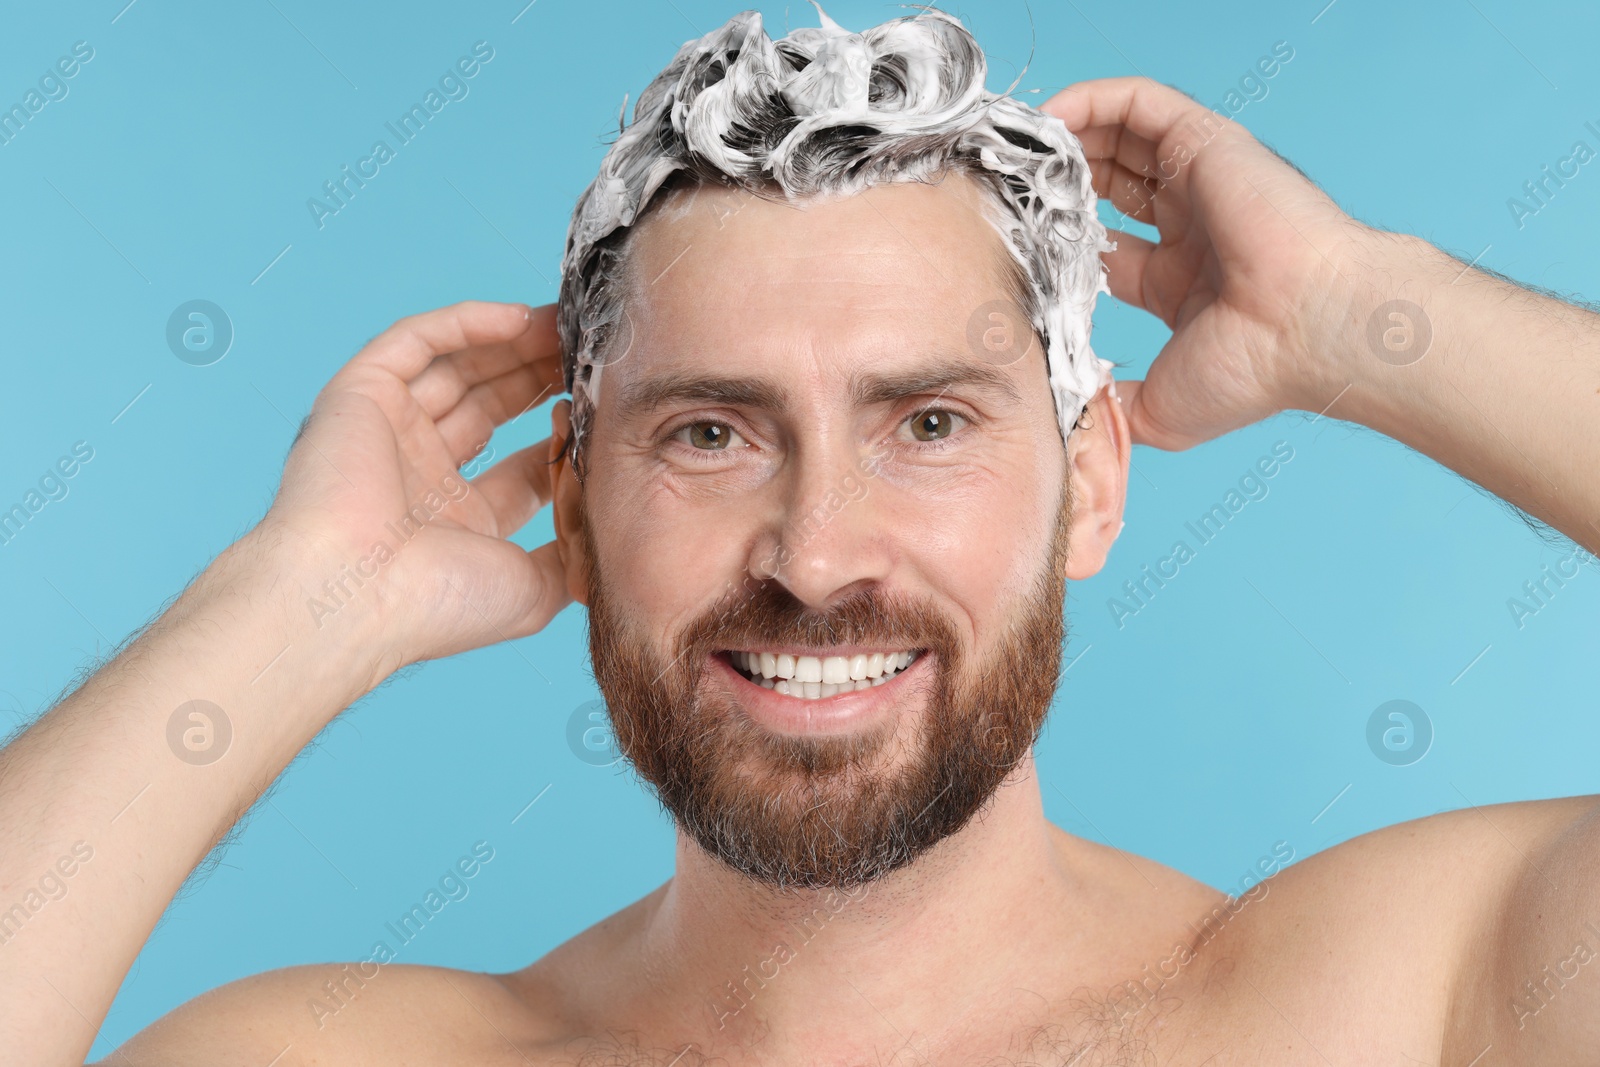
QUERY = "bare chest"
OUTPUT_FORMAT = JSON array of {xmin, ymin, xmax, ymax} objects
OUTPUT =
[{"xmin": 521, "ymin": 962, "xmax": 1390, "ymax": 1067}]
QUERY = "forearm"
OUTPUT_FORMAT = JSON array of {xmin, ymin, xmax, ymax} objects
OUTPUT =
[
  {"xmin": 1315, "ymin": 230, "xmax": 1600, "ymax": 554},
  {"xmin": 0, "ymin": 526, "xmax": 386, "ymax": 1067}
]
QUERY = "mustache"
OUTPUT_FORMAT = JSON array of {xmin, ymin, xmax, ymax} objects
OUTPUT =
[{"xmin": 676, "ymin": 579, "xmax": 960, "ymax": 661}]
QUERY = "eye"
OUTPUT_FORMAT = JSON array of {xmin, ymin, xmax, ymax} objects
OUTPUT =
[
  {"xmin": 905, "ymin": 408, "xmax": 968, "ymax": 443},
  {"xmin": 673, "ymin": 420, "xmax": 748, "ymax": 451}
]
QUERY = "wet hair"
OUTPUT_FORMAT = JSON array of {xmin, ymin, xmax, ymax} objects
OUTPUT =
[{"xmin": 555, "ymin": 3, "xmax": 1113, "ymax": 478}]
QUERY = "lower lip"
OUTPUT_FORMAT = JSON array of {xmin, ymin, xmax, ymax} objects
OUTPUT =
[{"xmin": 713, "ymin": 652, "xmax": 928, "ymax": 737}]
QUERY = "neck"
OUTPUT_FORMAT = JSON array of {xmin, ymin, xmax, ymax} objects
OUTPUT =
[{"xmin": 627, "ymin": 752, "xmax": 1144, "ymax": 1059}]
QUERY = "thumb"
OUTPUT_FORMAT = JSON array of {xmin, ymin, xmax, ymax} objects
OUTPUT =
[
  {"xmin": 500, "ymin": 539, "xmax": 574, "ymax": 641},
  {"xmin": 1117, "ymin": 376, "xmax": 1211, "ymax": 452},
  {"xmin": 1111, "ymin": 379, "xmax": 1158, "ymax": 449}
]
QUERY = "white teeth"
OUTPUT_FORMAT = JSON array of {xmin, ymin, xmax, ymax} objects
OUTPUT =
[{"xmin": 730, "ymin": 648, "xmax": 920, "ymax": 699}]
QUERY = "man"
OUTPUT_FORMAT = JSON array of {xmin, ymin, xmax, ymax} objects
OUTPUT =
[{"xmin": 2, "ymin": 7, "xmax": 1598, "ymax": 1066}]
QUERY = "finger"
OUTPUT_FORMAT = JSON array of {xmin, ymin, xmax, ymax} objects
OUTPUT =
[
  {"xmin": 500, "ymin": 540, "xmax": 574, "ymax": 638},
  {"xmin": 352, "ymin": 300, "xmax": 537, "ymax": 382},
  {"xmin": 1109, "ymin": 378, "xmax": 1174, "ymax": 451},
  {"xmin": 410, "ymin": 340, "xmax": 565, "ymax": 422},
  {"xmin": 1041, "ymin": 77, "xmax": 1213, "ymax": 154},
  {"xmin": 1099, "ymin": 227, "xmax": 1158, "ymax": 312},
  {"xmin": 408, "ymin": 304, "xmax": 563, "ymax": 417},
  {"xmin": 1089, "ymin": 160, "xmax": 1159, "ymax": 226},
  {"xmin": 435, "ymin": 371, "xmax": 553, "ymax": 467},
  {"xmin": 431, "ymin": 363, "xmax": 564, "ymax": 462},
  {"xmin": 1074, "ymin": 123, "xmax": 1160, "ymax": 180},
  {"xmin": 467, "ymin": 437, "xmax": 557, "ymax": 537},
  {"xmin": 1113, "ymin": 379, "xmax": 1145, "ymax": 437}
]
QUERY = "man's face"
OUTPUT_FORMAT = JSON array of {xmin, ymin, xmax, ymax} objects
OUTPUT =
[{"xmin": 567, "ymin": 172, "xmax": 1078, "ymax": 890}]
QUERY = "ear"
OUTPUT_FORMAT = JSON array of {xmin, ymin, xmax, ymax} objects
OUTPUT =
[
  {"xmin": 549, "ymin": 399, "xmax": 592, "ymax": 607},
  {"xmin": 1063, "ymin": 379, "xmax": 1130, "ymax": 581}
]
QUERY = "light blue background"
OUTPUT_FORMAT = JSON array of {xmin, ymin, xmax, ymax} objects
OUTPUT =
[{"xmin": 1, "ymin": 0, "xmax": 1597, "ymax": 1056}]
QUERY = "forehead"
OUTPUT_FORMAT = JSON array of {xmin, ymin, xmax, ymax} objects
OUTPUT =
[{"xmin": 609, "ymin": 171, "xmax": 1027, "ymax": 386}]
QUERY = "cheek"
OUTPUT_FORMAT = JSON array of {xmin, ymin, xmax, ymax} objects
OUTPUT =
[
  {"xmin": 593, "ymin": 482, "xmax": 762, "ymax": 621},
  {"xmin": 879, "ymin": 466, "xmax": 1055, "ymax": 616}
]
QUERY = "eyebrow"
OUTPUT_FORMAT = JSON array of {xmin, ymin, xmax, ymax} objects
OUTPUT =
[{"xmin": 614, "ymin": 356, "xmax": 1024, "ymax": 421}]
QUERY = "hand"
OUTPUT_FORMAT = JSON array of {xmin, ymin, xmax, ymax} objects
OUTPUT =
[
  {"xmin": 257, "ymin": 300, "xmax": 573, "ymax": 671},
  {"xmin": 1041, "ymin": 77, "xmax": 1378, "ymax": 448}
]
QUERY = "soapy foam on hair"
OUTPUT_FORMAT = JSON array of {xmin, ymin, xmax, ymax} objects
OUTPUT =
[{"xmin": 556, "ymin": 3, "xmax": 1114, "ymax": 468}]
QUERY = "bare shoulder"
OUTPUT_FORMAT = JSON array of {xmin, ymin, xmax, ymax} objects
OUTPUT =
[
  {"xmin": 1266, "ymin": 791, "xmax": 1597, "ymax": 924},
  {"xmin": 98, "ymin": 961, "xmax": 555, "ymax": 1067},
  {"xmin": 99, "ymin": 886, "xmax": 668, "ymax": 1066},
  {"xmin": 1221, "ymin": 793, "xmax": 1600, "ymax": 1052}
]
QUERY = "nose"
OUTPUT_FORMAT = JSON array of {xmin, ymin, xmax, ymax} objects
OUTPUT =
[{"xmin": 748, "ymin": 440, "xmax": 891, "ymax": 612}]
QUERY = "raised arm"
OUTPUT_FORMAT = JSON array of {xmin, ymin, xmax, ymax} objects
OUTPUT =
[
  {"xmin": 1042, "ymin": 75, "xmax": 1600, "ymax": 1061},
  {"xmin": 1320, "ymin": 236, "xmax": 1600, "ymax": 554},
  {"xmin": 0, "ymin": 301, "xmax": 571, "ymax": 1067},
  {"xmin": 1042, "ymin": 76, "xmax": 1600, "ymax": 555}
]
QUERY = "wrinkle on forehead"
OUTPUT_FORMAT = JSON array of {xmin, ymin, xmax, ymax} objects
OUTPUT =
[{"xmin": 581, "ymin": 181, "xmax": 1064, "ymax": 458}]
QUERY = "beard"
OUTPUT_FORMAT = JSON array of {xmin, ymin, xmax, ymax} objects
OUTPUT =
[{"xmin": 580, "ymin": 481, "xmax": 1072, "ymax": 891}]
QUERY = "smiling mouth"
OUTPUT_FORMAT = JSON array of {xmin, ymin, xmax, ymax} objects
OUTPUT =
[{"xmin": 723, "ymin": 648, "xmax": 924, "ymax": 700}]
